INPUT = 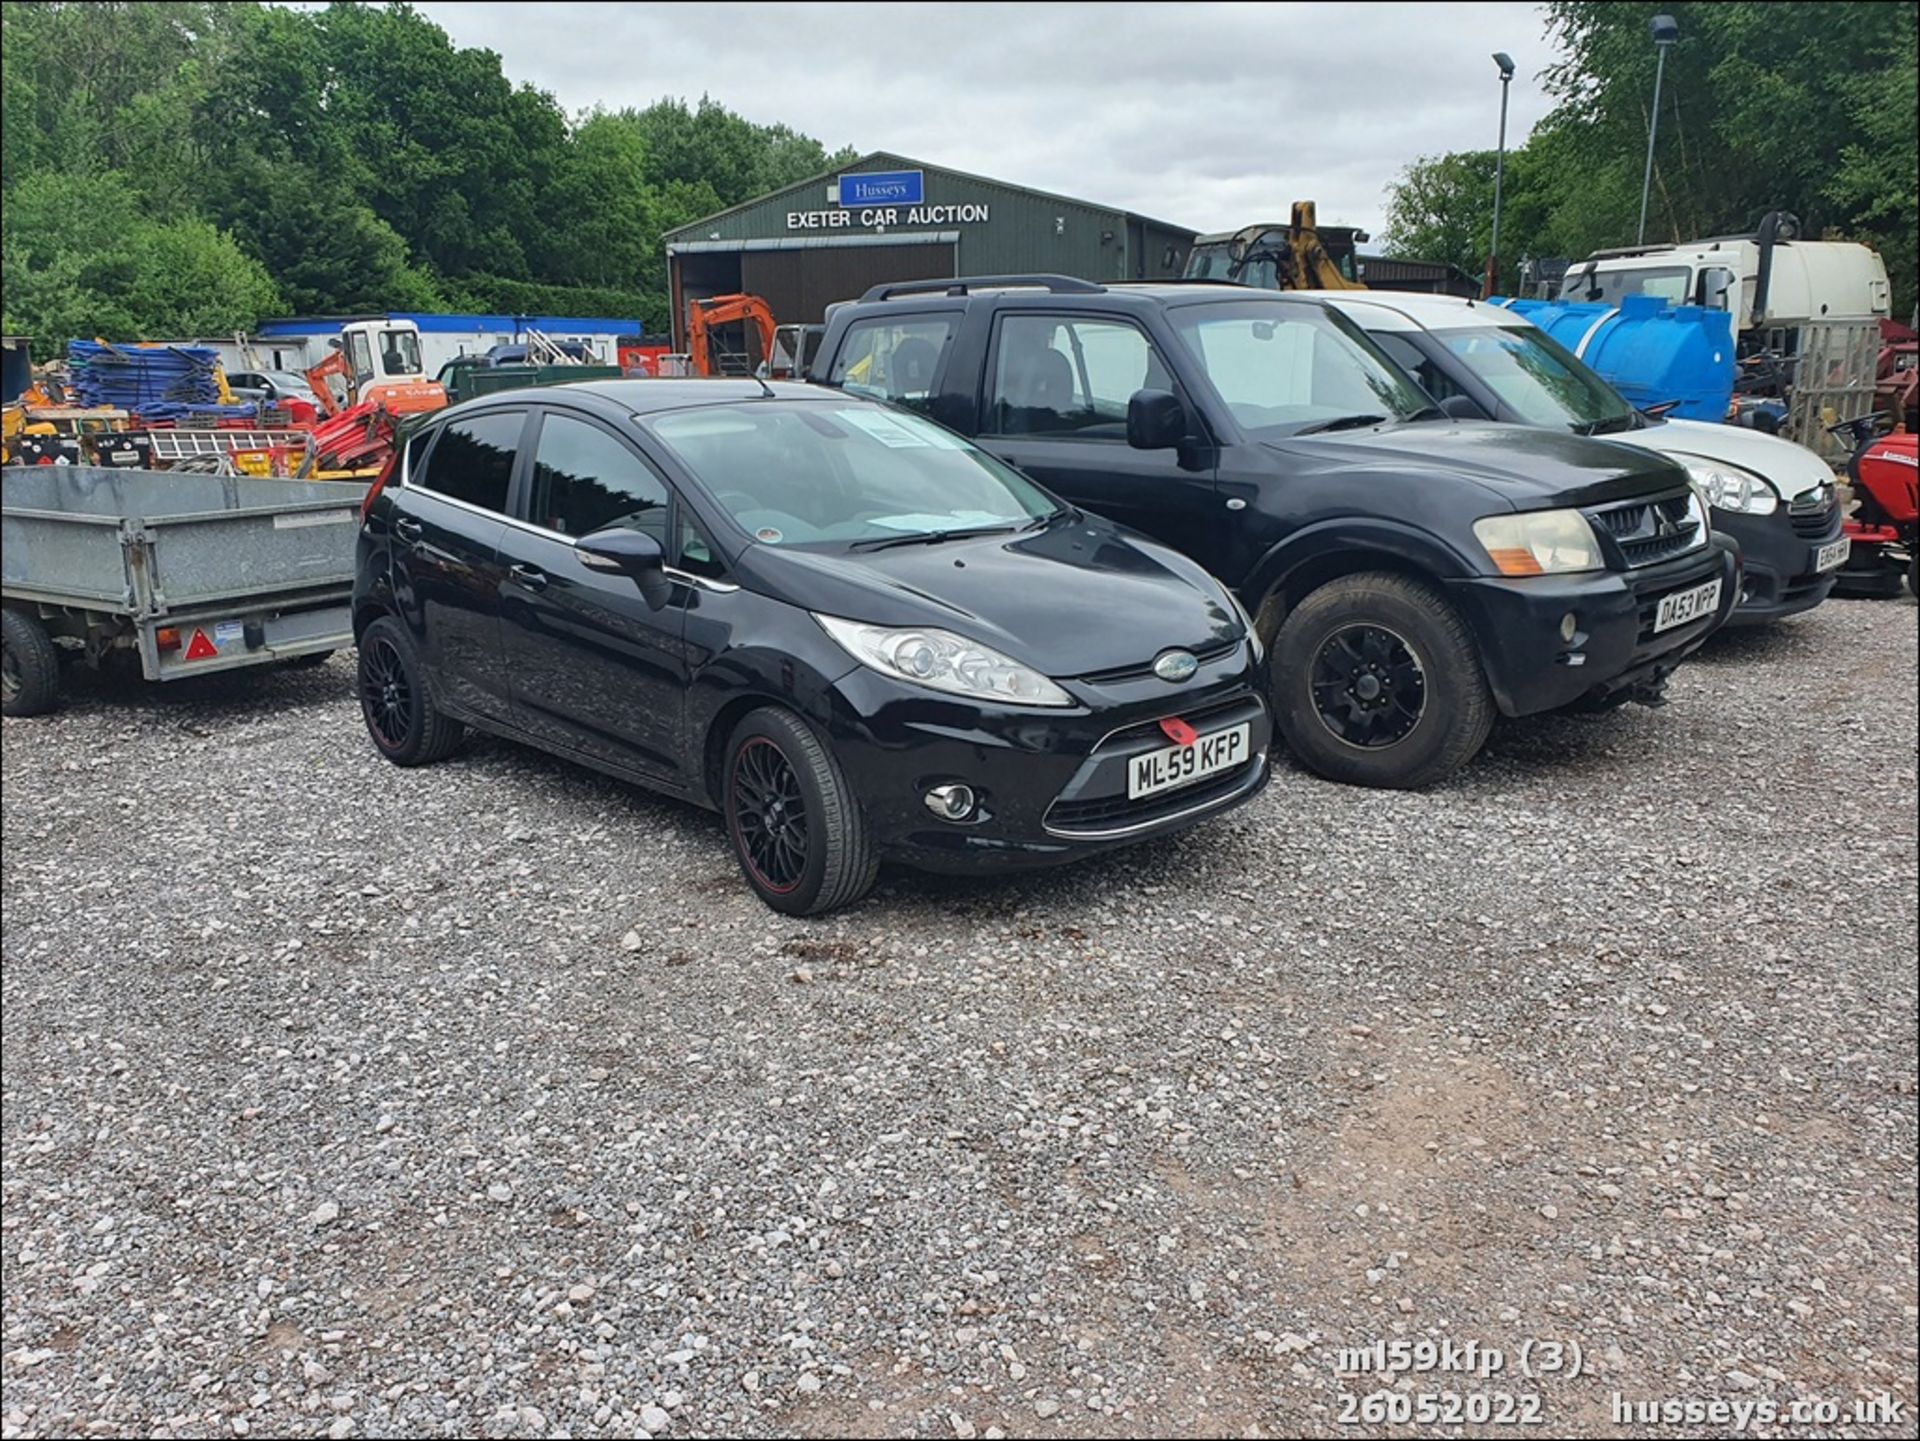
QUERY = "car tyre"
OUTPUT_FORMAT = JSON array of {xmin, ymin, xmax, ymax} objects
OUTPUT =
[
  {"xmin": 1271, "ymin": 572, "xmax": 1494, "ymax": 789},
  {"xmin": 1, "ymin": 609, "xmax": 61, "ymax": 718},
  {"xmin": 724, "ymin": 706, "xmax": 878, "ymax": 916},
  {"xmin": 357, "ymin": 617, "xmax": 463, "ymax": 766}
]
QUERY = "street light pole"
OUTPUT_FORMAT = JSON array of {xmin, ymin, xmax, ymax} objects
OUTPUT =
[
  {"xmin": 1638, "ymin": 15, "xmax": 1680, "ymax": 246},
  {"xmin": 1486, "ymin": 52, "xmax": 1515, "ymax": 298}
]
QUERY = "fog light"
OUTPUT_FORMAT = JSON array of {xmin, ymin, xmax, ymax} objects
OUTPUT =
[
  {"xmin": 1559, "ymin": 611, "xmax": 1579, "ymax": 643},
  {"xmin": 924, "ymin": 783, "xmax": 976, "ymax": 821}
]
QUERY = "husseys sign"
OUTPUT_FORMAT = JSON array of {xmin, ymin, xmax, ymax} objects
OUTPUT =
[{"xmin": 787, "ymin": 170, "xmax": 990, "ymax": 231}]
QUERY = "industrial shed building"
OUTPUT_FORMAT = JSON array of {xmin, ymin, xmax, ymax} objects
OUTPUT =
[{"xmin": 662, "ymin": 152, "xmax": 1195, "ymax": 347}]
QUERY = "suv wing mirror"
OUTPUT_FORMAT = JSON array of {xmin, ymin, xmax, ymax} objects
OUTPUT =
[
  {"xmin": 1127, "ymin": 389, "xmax": 1188, "ymax": 450},
  {"xmin": 576, "ymin": 528, "xmax": 672, "ymax": 608}
]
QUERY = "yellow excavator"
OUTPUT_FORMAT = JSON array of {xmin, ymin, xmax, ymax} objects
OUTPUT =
[{"xmin": 1183, "ymin": 202, "xmax": 1366, "ymax": 290}]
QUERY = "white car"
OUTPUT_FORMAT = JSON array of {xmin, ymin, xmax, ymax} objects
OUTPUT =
[{"xmin": 1312, "ymin": 290, "xmax": 1848, "ymax": 623}]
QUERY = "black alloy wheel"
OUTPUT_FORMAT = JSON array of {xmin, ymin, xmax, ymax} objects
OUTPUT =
[
  {"xmin": 722, "ymin": 707, "xmax": 878, "ymax": 916},
  {"xmin": 1310, "ymin": 623, "xmax": 1426, "ymax": 748},
  {"xmin": 360, "ymin": 633, "xmax": 413, "ymax": 754},
  {"xmin": 356, "ymin": 616, "xmax": 464, "ymax": 766},
  {"xmin": 730, "ymin": 737, "xmax": 810, "ymax": 895},
  {"xmin": 1270, "ymin": 571, "xmax": 1494, "ymax": 789}
]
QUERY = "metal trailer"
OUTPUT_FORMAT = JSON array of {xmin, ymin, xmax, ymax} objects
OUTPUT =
[{"xmin": 1, "ymin": 466, "xmax": 366, "ymax": 716}]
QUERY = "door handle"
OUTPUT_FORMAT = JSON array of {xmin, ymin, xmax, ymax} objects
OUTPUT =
[
  {"xmin": 510, "ymin": 563, "xmax": 549, "ymax": 591},
  {"xmin": 393, "ymin": 516, "xmax": 423, "ymax": 541}
]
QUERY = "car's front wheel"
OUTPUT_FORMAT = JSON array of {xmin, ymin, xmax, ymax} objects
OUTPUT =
[
  {"xmin": 724, "ymin": 707, "xmax": 877, "ymax": 916},
  {"xmin": 357, "ymin": 617, "xmax": 463, "ymax": 766},
  {"xmin": 1270, "ymin": 572, "xmax": 1494, "ymax": 789}
]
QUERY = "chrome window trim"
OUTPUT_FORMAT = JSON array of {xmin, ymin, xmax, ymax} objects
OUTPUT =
[{"xmin": 398, "ymin": 469, "xmax": 739, "ymax": 593}]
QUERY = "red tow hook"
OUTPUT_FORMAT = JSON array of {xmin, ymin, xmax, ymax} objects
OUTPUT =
[{"xmin": 1159, "ymin": 716, "xmax": 1198, "ymax": 748}]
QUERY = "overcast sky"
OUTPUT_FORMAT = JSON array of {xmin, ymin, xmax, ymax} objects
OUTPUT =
[{"xmin": 414, "ymin": 1, "xmax": 1562, "ymax": 238}]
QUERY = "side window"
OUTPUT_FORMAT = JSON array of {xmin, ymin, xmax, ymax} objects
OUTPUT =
[
  {"xmin": 676, "ymin": 510, "xmax": 726, "ymax": 580},
  {"xmin": 529, "ymin": 413, "xmax": 670, "ymax": 542},
  {"xmin": 986, "ymin": 315, "xmax": 1171, "ymax": 437},
  {"xmin": 416, "ymin": 411, "xmax": 522, "ymax": 513},
  {"xmin": 346, "ymin": 331, "xmax": 374, "ymax": 383},
  {"xmin": 402, "ymin": 424, "xmax": 437, "ymax": 486},
  {"xmin": 828, "ymin": 315, "xmax": 957, "ymax": 413},
  {"xmin": 1371, "ymin": 333, "xmax": 1459, "ymax": 401}
]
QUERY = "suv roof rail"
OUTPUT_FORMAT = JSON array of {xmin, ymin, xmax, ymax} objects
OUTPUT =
[{"xmin": 857, "ymin": 274, "xmax": 1106, "ymax": 302}]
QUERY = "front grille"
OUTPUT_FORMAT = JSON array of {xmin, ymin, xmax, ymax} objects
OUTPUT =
[
  {"xmin": 1044, "ymin": 766, "xmax": 1253, "ymax": 833},
  {"xmin": 1586, "ymin": 490, "xmax": 1704, "ymax": 568},
  {"xmin": 1096, "ymin": 696, "xmax": 1249, "ymax": 747},
  {"xmin": 1789, "ymin": 489, "xmax": 1838, "ymax": 538},
  {"xmin": 1076, "ymin": 636, "xmax": 1242, "ymax": 686}
]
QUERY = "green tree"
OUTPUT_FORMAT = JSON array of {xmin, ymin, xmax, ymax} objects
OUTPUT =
[
  {"xmin": 1384, "ymin": 2, "xmax": 1918, "ymax": 313},
  {"xmin": 0, "ymin": 170, "xmax": 280, "ymax": 340}
]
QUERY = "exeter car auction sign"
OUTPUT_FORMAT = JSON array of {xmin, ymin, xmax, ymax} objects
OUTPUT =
[{"xmin": 787, "ymin": 170, "xmax": 990, "ymax": 231}]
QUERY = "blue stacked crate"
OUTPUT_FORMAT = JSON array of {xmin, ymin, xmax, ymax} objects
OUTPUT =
[{"xmin": 65, "ymin": 341, "xmax": 261, "ymax": 422}]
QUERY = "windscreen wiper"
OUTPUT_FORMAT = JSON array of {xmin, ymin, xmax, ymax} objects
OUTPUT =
[
  {"xmin": 1296, "ymin": 413, "xmax": 1389, "ymax": 435},
  {"xmin": 848, "ymin": 524, "xmax": 1018, "ymax": 552},
  {"xmin": 1573, "ymin": 414, "xmax": 1637, "ymax": 436}
]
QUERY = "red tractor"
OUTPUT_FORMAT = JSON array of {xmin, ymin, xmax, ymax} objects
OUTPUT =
[{"xmin": 1829, "ymin": 413, "xmax": 1919, "ymax": 598}]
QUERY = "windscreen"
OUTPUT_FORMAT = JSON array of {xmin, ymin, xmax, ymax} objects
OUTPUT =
[
  {"xmin": 1432, "ymin": 324, "xmax": 1635, "ymax": 430},
  {"xmin": 1167, "ymin": 300, "xmax": 1432, "ymax": 436},
  {"xmin": 1560, "ymin": 264, "xmax": 1691, "ymax": 306},
  {"xmin": 1183, "ymin": 242, "xmax": 1236, "ymax": 280},
  {"xmin": 380, "ymin": 329, "xmax": 423, "ymax": 377},
  {"xmin": 644, "ymin": 401, "xmax": 1058, "ymax": 550}
]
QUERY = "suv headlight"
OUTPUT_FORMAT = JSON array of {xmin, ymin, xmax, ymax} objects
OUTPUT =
[
  {"xmin": 1472, "ymin": 509, "xmax": 1603, "ymax": 576},
  {"xmin": 816, "ymin": 614, "xmax": 1073, "ymax": 707},
  {"xmin": 1679, "ymin": 457, "xmax": 1778, "ymax": 514}
]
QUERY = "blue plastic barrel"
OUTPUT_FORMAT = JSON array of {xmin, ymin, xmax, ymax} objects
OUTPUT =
[{"xmin": 1491, "ymin": 294, "xmax": 1736, "ymax": 422}]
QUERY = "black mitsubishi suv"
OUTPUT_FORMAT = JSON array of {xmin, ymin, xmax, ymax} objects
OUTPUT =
[{"xmin": 814, "ymin": 277, "xmax": 1740, "ymax": 789}]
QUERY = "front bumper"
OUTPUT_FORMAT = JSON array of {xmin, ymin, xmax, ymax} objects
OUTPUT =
[
  {"xmin": 1446, "ymin": 536, "xmax": 1740, "ymax": 717},
  {"xmin": 820, "ymin": 643, "xmax": 1272, "ymax": 873},
  {"xmin": 1713, "ymin": 502, "xmax": 1844, "ymax": 624}
]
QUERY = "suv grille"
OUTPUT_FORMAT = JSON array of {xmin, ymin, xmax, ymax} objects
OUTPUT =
[
  {"xmin": 1586, "ymin": 491, "xmax": 1704, "ymax": 568},
  {"xmin": 1789, "ymin": 486, "xmax": 1838, "ymax": 538}
]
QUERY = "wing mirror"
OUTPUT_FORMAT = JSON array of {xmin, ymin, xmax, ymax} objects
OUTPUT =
[
  {"xmin": 1439, "ymin": 394, "xmax": 1489, "ymax": 422},
  {"xmin": 1127, "ymin": 388, "xmax": 1188, "ymax": 450},
  {"xmin": 576, "ymin": 528, "xmax": 672, "ymax": 608}
]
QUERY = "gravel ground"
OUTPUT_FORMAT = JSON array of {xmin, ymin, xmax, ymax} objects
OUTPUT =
[{"xmin": 3, "ymin": 597, "xmax": 1916, "ymax": 1440}]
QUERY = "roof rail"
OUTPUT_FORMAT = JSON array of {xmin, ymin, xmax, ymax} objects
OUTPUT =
[{"xmin": 857, "ymin": 274, "xmax": 1106, "ymax": 302}]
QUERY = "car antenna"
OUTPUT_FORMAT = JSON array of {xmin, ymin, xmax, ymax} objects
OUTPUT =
[{"xmin": 751, "ymin": 371, "xmax": 776, "ymax": 398}]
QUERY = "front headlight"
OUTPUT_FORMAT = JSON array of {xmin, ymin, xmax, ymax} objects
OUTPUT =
[
  {"xmin": 815, "ymin": 614, "xmax": 1073, "ymax": 707},
  {"xmin": 1472, "ymin": 509, "xmax": 1603, "ymax": 576},
  {"xmin": 1679, "ymin": 456, "xmax": 1778, "ymax": 514}
]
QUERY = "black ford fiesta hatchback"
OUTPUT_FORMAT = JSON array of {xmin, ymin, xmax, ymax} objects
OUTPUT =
[{"xmin": 352, "ymin": 381, "xmax": 1271, "ymax": 913}]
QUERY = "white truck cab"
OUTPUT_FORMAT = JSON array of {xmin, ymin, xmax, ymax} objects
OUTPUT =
[{"xmin": 1555, "ymin": 213, "xmax": 1889, "ymax": 457}]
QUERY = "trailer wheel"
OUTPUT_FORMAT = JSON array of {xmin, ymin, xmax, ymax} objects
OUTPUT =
[{"xmin": 1, "ymin": 609, "xmax": 61, "ymax": 718}]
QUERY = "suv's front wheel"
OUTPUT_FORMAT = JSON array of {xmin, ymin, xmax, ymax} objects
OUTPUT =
[{"xmin": 1270, "ymin": 572, "xmax": 1493, "ymax": 789}]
